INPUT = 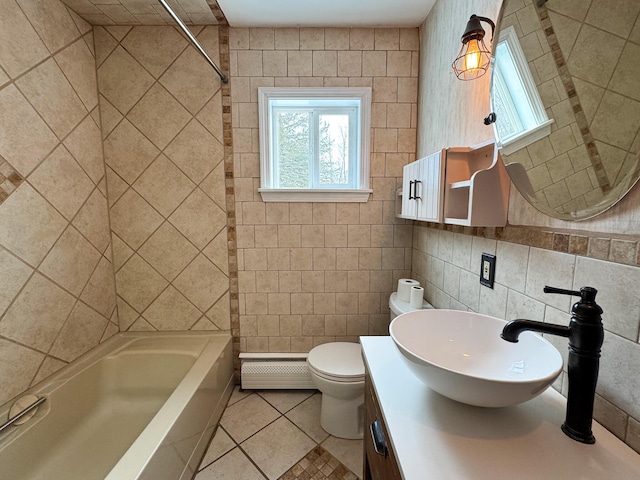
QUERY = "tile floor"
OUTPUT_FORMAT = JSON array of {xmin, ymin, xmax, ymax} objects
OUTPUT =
[{"xmin": 195, "ymin": 388, "xmax": 363, "ymax": 480}]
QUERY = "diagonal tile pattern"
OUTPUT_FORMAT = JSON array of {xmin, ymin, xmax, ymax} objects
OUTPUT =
[
  {"xmin": 15, "ymin": 58, "xmax": 87, "ymax": 138},
  {"xmin": 132, "ymin": 154, "xmax": 196, "ymax": 217},
  {"xmin": 38, "ymin": 226, "xmax": 102, "ymax": 296},
  {"xmin": 160, "ymin": 49, "xmax": 222, "ymax": 115},
  {"xmin": 17, "ymin": 0, "xmax": 81, "ymax": 52},
  {"xmin": 127, "ymin": 83, "xmax": 192, "ymax": 150},
  {"xmin": 0, "ymin": 85, "xmax": 59, "ymax": 177},
  {"xmin": 120, "ymin": 26, "xmax": 188, "ymax": 77},
  {"xmin": 242, "ymin": 417, "xmax": 318, "ymax": 479},
  {"xmin": 0, "ymin": 158, "xmax": 24, "ymax": 205},
  {"xmin": 197, "ymin": 389, "xmax": 362, "ymax": 480},
  {"xmin": 95, "ymin": 24, "xmax": 230, "ymax": 333},
  {"xmin": 27, "ymin": 145, "xmax": 95, "ymax": 221},
  {"xmin": 102, "ymin": 120, "xmax": 160, "ymax": 184},
  {"xmin": 165, "ymin": 119, "xmax": 225, "ymax": 183},
  {"xmin": 0, "ymin": 0, "xmax": 118, "ymax": 407},
  {"xmin": 169, "ymin": 189, "xmax": 227, "ymax": 249},
  {"xmin": 138, "ymin": 223, "xmax": 199, "ymax": 281},
  {"xmin": 63, "ymin": 116, "xmax": 105, "ymax": 184},
  {"xmin": 502, "ymin": 0, "xmax": 640, "ymax": 213}
]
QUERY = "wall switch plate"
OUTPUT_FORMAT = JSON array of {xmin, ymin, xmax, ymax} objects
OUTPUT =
[{"xmin": 480, "ymin": 253, "xmax": 496, "ymax": 288}]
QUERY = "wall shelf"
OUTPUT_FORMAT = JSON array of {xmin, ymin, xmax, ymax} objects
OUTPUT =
[
  {"xmin": 443, "ymin": 139, "xmax": 510, "ymax": 227},
  {"xmin": 398, "ymin": 140, "xmax": 510, "ymax": 227}
]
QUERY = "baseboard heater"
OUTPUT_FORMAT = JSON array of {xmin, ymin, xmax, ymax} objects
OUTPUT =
[{"xmin": 239, "ymin": 353, "xmax": 315, "ymax": 390}]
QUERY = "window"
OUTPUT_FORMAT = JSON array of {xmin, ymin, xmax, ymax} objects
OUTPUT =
[
  {"xmin": 258, "ymin": 87, "xmax": 372, "ymax": 202},
  {"xmin": 492, "ymin": 26, "xmax": 553, "ymax": 155}
]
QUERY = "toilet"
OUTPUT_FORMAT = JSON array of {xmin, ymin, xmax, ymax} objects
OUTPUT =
[
  {"xmin": 389, "ymin": 291, "xmax": 433, "ymax": 321},
  {"xmin": 307, "ymin": 342, "xmax": 365, "ymax": 439},
  {"xmin": 307, "ymin": 288, "xmax": 433, "ymax": 440}
]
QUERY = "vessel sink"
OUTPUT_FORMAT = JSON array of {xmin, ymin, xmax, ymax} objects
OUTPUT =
[{"xmin": 389, "ymin": 309, "xmax": 563, "ymax": 407}]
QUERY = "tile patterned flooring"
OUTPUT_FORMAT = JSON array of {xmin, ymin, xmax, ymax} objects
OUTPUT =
[{"xmin": 196, "ymin": 388, "xmax": 363, "ymax": 480}]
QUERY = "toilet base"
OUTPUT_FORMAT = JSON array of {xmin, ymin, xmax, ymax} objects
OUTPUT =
[{"xmin": 320, "ymin": 392, "xmax": 364, "ymax": 439}]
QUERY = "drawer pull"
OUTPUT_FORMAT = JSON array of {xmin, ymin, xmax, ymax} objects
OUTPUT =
[{"xmin": 370, "ymin": 419, "xmax": 388, "ymax": 457}]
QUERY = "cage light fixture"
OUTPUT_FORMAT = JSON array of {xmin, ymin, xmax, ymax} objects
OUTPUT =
[{"xmin": 452, "ymin": 14, "xmax": 495, "ymax": 81}]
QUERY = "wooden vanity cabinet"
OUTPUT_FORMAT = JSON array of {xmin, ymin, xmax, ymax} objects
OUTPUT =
[{"xmin": 363, "ymin": 372, "xmax": 402, "ymax": 480}]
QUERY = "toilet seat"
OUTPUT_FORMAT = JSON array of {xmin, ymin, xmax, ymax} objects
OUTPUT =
[
  {"xmin": 307, "ymin": 342, "xmax": 364, "ymax": 382},
  {"xmin": 308, "ymin": 364, "xmax": 364, "ymax": 383}
]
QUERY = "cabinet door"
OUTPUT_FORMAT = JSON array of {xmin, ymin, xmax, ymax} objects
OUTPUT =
[
  {"xmin": 416, "ymin": 150, "xmax": 445, "ymax": 222},
  {"xmin": 364, "ymin": 374, "xmax": 402, "ymax": 480},
  {"xmin": 400, "ymin": 161, "xmax": 418, "ymax": 219}
]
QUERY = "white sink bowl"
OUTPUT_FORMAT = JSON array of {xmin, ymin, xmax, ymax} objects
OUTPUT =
[{"xmin": 389, "ymin": 309, "xmax": 563, "ymax": 407}]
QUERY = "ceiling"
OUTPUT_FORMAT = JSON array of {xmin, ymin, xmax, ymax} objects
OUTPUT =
[
  {"xmin": 217, "ymin": 0, "xmax": 437, "ymax": 27},
  {"xmin": 63, "ymin": 0, "xmax": 435, "ymax": 27}
]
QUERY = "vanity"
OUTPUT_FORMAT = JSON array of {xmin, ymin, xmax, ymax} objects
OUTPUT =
[{"xmin": 361, "ymin": 336, "xmax": 640, "ymax": 479}]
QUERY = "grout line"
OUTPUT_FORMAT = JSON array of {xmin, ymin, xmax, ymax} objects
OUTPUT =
[
  {"xmin": 214, "ymin": 390, "xmax": 360, "ymax": 479},
  {"xmin": 236, "ymin": 443, "xmax": 271, "ymax": 479},
  {"xmin": 256, "ymin": 389, "xmax": 316, "ymax": 414},
  {"xmin": 196, "ymin": 424, "xmax": 234, "ymax": 472}
]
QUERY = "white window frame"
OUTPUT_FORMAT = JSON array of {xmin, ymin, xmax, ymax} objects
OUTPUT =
[
  {"xmin": 258, "ymin": 87, "xmax": 372, "ymax": 202},
  {"xmin": 492, "ymin": 26, "xmax": 554, "ymax": 156}
]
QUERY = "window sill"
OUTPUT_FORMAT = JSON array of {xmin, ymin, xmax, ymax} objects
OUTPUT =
[
  {"xmin": 258, "ymin": 188, "xmax": 372, "ymax": 203},
  {"xmin": 499, "ymin": 119, "xmax": 554, "ymax": 156}
]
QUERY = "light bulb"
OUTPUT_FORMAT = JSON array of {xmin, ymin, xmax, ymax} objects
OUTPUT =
[{"xmin": 463, "ymin": 39, "xmax": 482, "ymax": 72}]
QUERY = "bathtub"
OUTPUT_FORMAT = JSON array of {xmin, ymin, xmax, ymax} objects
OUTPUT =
[{"xmin": 0, "ymin": 331, "xmax": 234, "ymax": 480}]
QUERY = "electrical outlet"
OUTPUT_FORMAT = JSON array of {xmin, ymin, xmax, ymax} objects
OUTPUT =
[{"xmin": 480, "ymin": 253, "xmax": 496, "ymax": 288}]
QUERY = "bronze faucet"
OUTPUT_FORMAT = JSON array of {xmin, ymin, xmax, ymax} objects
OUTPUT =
[{"xmin": 501, "ymin": 286, "xmax": 604, "ymax": 444}]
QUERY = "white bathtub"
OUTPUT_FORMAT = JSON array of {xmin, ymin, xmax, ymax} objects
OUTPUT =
[{"xmin": 0, "ymin": 331, "xmax": 234, "ymax": 480}]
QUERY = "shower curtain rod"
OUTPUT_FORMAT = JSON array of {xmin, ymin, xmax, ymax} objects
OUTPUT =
[{"xmin": 158, "ymin": 0, "xmax": 229, "ymax": 83}]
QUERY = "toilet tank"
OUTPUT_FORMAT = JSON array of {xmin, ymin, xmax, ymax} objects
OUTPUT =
[{"xmin": 389, "ymin": 292, "xmax": 434, "ymax": 321}]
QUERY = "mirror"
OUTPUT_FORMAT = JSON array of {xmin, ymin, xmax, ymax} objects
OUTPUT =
[{"xmin": 491, "ymin": 0, "xmax": 640, "ymax": 220}]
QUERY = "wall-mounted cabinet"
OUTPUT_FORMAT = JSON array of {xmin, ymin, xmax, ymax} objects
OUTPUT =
[
  {"xmin": 443, "ymin": 139, "xmax": 510, "ymax": 226},
  {"xmin": 398, "ymin": 140, "xmax": 510, "ymax": 227},
  {"xmin": 398, "ymin": 149, "xmax": 445, "ymax": 222}
]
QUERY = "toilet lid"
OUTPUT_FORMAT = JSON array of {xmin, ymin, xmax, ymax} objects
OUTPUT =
[{"xmin": 307, "ymin": 342, "xmax": 364, "ymax": 380}]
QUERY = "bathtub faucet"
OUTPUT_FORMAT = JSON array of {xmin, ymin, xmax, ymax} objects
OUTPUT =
[{"xmin": 501, "ymin": 286, "xmax": 604, "ymax": 444}]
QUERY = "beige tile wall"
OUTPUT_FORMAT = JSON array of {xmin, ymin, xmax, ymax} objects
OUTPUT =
[
  {"xmin": 417, "ymin": 0, "xmax": 640, "ymax": 453},
  {"xmin": 229, "ymin": 27, "xmax": 419, "ymax": 353},
  {"xmin": 0, "ymin": 0, "xmax": 117, "ymax": 405},
  {"xmin": 95, "ymin": 25, "xmax": 231, "ymax": 333},
  {"xmin": 412, "ymin": 224, "xmax": 640, "ymax": 452}
]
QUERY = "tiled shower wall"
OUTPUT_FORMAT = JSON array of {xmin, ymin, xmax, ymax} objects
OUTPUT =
[
  {"xmin": 230, "ymin": 27, "xmax": 418, "ymax": 352},
  {"xmin": 95, "ymin": 25, "xmax": 231, "ymax": 333},
  {"xmin": 417, "ymin": 0, "xmax": 640, "ymax": 453},
  {"xmin": 0, "ymin": 0, "xmax": 117, "ymax": 405}
]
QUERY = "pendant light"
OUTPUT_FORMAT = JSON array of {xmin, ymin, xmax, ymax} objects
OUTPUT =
[{"xmin": 452, "ymin": 14, "xmax": 495, "ymax": 81}]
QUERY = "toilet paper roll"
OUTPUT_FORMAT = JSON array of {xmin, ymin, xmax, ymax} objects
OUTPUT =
[
  {"xmin": 397, "ymin": 278, "xmax": 420, "ymax": 302},
  {"xmin": 410, "ymin": 285, "xmax": 425, "ymax": 309}
]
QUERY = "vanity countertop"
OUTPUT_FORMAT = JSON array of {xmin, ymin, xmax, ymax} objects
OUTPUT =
[{"xmin": 361, "ymin": 336, "xmax": 640, "ymax": 480}]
